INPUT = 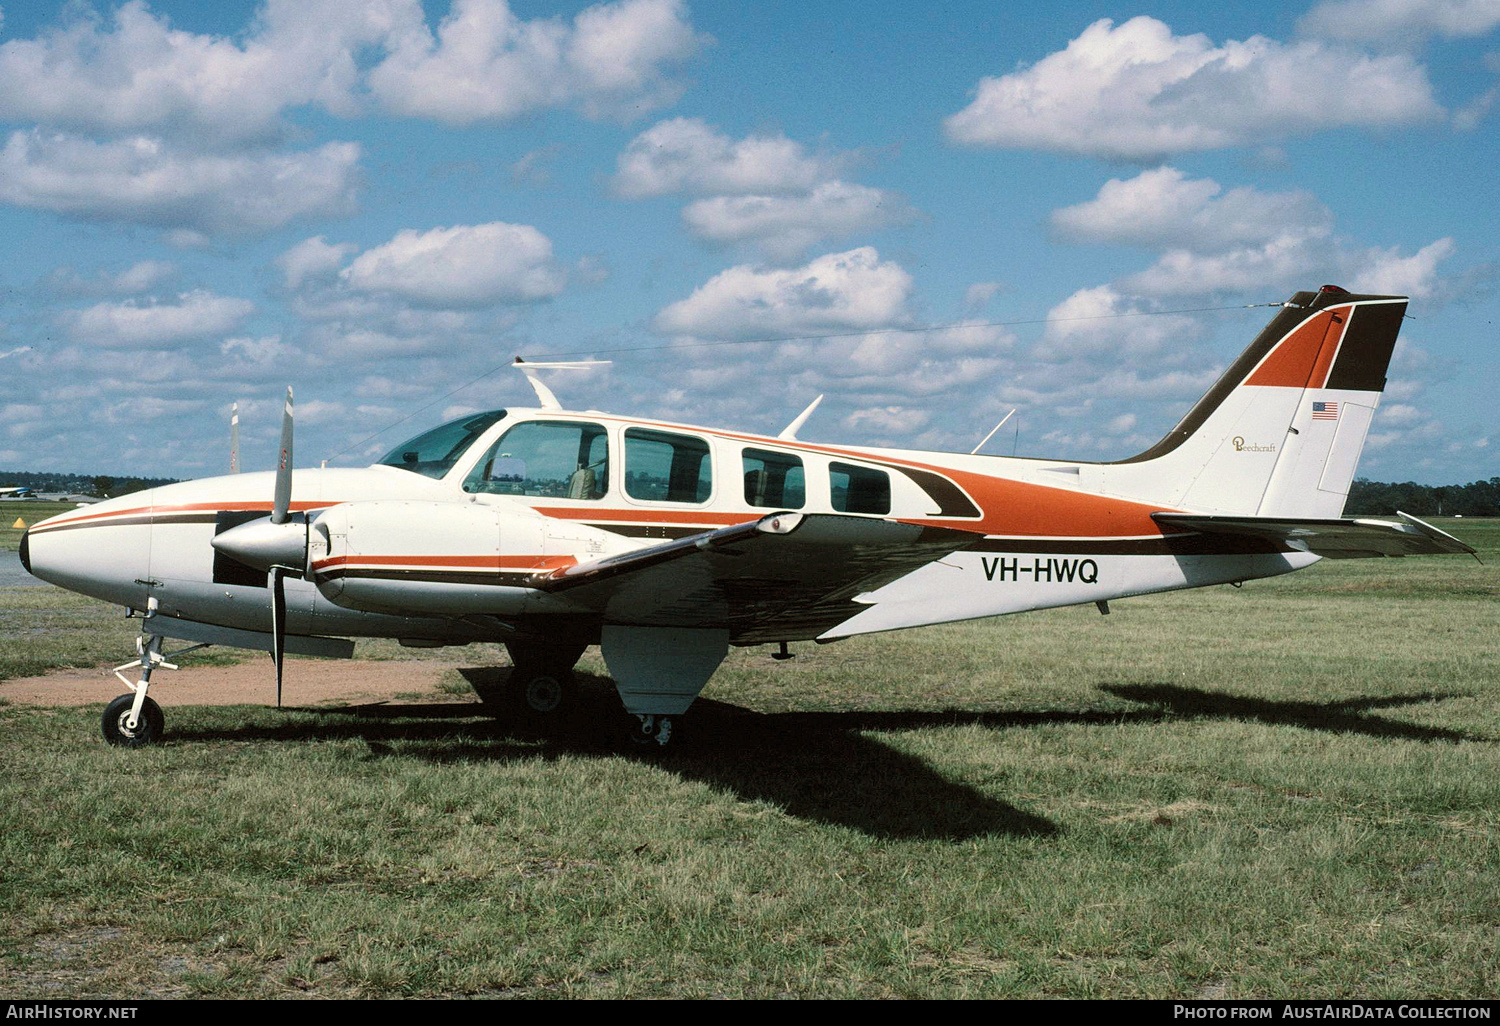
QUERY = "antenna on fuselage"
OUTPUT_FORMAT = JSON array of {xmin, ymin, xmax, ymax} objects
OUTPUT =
[
  {"xmin": 778, "ymin": 395, "xmax": 823, "ymax": 440},
  {"xmin": 970, "ymin": 409, "xmax": 1016, "ymax": 455},
  {"xmin": 230, "ymin": 402, "xmax": 240, "ymax": 473},
  {"xmin": 512, "ymin": 358, "xmax": 609, "ymax": 411}
]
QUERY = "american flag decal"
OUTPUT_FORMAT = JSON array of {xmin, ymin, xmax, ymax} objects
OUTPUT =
[{"xmin": 1312, "ymin": 401, "xmax": 1339, "ymax": 420}]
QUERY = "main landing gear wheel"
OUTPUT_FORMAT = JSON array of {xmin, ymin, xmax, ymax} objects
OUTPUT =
[
  {"xmin": 509, "ymin": 662, "xmax": 577, "ymax": 718},
  {"xmin": 101, "ymin": 693, "xmax": 164, "ymax": 748}
]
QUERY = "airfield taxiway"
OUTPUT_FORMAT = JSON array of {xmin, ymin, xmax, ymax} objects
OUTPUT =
[
  {"xmin": 0, "ymin": 656, "xmax": 475, "ymax": 708},
  {"xmin": 2, "ymin": 548, "xmax": 29, "ymax": 589}
]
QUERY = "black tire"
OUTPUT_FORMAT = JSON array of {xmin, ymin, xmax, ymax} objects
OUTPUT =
[
  {"xmin": 508, "ymin": 662, "xmax": 577, "ymax": 718},
  {"xmin": 101, "ymin": 693, "xmax": 164, "ymax": 748}
]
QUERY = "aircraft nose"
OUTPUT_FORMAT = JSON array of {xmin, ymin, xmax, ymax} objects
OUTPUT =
[{"xmin": 23, "ymin": 498, "xmax": 154, "ymax": 608}]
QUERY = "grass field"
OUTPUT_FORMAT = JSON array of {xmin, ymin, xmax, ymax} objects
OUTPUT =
[{"xmin": 1, "ymin": 515, "xmax": 1497, "ymax": 999}]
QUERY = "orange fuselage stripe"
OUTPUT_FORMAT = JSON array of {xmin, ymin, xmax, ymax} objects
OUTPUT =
[{"xmin": 311, "ymin": 554, "xmax": 577, "ymax": 571}]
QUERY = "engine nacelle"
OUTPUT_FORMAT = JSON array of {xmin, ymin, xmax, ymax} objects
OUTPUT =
[{"xmin": 307, "ymin": 498, "xmax": 627, "ymax": 617}]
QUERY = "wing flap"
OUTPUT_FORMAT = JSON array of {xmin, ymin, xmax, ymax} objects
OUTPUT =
[
  {"xmin": 531, "ymin": 512, "xmax": 983, "ymax": 641},
  {"xmin": 1151, "ymin": 510, "xmax": 1475, "ymax": 559}
]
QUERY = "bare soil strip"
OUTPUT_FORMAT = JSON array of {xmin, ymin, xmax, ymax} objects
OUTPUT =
[{"xmin": 0, "ymin": 658, "xmax": 479, "ymax": 708}]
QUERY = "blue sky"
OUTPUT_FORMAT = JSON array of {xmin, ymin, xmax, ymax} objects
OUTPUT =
[{"xmin": 0, "ymin": 0, "xmax": 1495, "ymax": 485}]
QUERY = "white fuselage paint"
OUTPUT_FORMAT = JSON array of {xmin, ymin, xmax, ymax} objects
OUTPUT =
[{"xmin": 25, "ymin": 408, "xmax": 1323, "ymax": 647}]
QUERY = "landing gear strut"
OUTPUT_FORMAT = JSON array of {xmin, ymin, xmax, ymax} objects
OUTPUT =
[{"xmin": 102, "ymin": 633, "xmax": 209, "ymax": 747}]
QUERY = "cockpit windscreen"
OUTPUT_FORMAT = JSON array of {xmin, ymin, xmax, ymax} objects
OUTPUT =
[{"xmin": 376, "ymin": 411, "xmax": 507, "ymax": 479}]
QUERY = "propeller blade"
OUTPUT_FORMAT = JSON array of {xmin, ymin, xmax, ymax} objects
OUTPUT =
[
  {"xmin": 270, "ymin": 565, "xmax": 287, "ymax": 708},
  {"xmin": 271, "ymin": 386, "xmax": 293, "ymax": 525}
]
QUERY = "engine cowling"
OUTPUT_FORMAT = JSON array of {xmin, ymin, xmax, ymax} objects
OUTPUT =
[{"xmin": 307, "ymin": 499, "xmax": 626, "ymax": 617}]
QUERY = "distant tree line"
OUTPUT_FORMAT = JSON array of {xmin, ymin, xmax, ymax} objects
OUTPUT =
[
  {"xmin": 1346, "ymin": 477, "xmax": 1500, "ymax": 517},
  {"xmin": 0, "ymin": 470, "xmax": 179, "ymax": 499}
]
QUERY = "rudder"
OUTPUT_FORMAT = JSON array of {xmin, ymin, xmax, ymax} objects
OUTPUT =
[{"xmin": 1101, "ymin": 286, "xmax": 1407, "ymax": 518}]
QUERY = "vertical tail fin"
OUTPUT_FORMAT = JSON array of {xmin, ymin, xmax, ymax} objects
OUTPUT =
[{"xmin": 1103, "ymin": 286, "xmax": 1407, "ymax": 517}]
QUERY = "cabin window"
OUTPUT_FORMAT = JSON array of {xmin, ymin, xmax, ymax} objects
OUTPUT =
[
  {"xmin": 624, "ymin": 428, "xmax": 712, "ymax": 503},
  {"xmin": 742, "ymin": 448, "xmax": 805, "ymax": 509},
  {"xmin": 829, "ymin": 462, "xmax": 890, "ymax": 515},
  {"xmin": 378, "ymin": 410, "xmax": 507, "ymax": 480},
  {"xmin": 463, "ymin": 421, "xmax": 609, "ymax": 499}
]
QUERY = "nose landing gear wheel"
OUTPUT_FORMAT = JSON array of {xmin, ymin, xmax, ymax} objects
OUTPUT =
[{"xmin": 101, "ymin": 693, "xmax": 164, "ymax": 748}]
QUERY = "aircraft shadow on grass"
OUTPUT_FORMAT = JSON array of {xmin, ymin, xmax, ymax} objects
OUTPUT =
[
  {"xmin": 1096, "ymin": 683, "xmax": 1482, "ymax": 744},
  {"xmin": 166, "ymin": 672, "xmax": 1480, "ymax": 840},
  {"xmin": 171, "ymin": 668, "xmax": 1058, "ymax": 842}
]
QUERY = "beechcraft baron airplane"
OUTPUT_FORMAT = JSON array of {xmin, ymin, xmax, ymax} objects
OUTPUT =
[{"xmin": 20, "ymin": 285, "xmax": 1476, "ymax": 747}]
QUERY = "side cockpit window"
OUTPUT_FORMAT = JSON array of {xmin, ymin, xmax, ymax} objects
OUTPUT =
[
  {"xmin": 829, "ymin": 462, "xmax": 890, "ymax": 515},
  {"xmin": 624, "ymin": 428, "xmax": 711, "ymax": 503},
  {"xmin": 742, "ymin": 448, "xmax": 805, "ymax": 509},
  {"xmin": 464, "ymin": 421, "xmax": 609, "ymax": 499}
]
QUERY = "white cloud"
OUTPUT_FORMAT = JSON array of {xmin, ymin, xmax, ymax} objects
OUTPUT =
[
  {"xmin": 1454, "ymin": 82, "xmax": 1498, "ymax": 131},
  {"xmin": 0, "ymin": 131, "xmax": 361, "ymax": 238},
  {"xmin": 843, "ymin": 406, "xmax": 931, "ymax": 435},
  {"xmin": 112, "ymin": 261, "xmax": 179, "ymax": 295},
  {"xmin": 653, "ymin": 247, "xmax": 913, "ymax": 339},
  {"xmin": 1375, "ymin": 402, "xmax": 1425, "ymax": 426},
  {"xmin": 42, "ymin": 260, "xmax": 179, "ymax": 297},
  {"xmin": 1349, "ymin": 237, "xmax": 1456, "ymax": 298},
  {"xmin": 965, "ymin": 281, "xmax": 1006, "ymax": 307},
  {"xmin": 1036, "ymin": 285, "xmax": 1205, "ymax": 361},
  {"xmin": 1298, "ymin": 0, "xmax": 1500, "ymax": 44},
  {"xmin": 66, "ymin": 290, "xmax": 254, "ymax": 348},
  {"xmin": 367, "ymin": 0, "xmax": 705, "ymax": 124},
  {"xmin": 278, "ymin": 236, "xmax": 359, "ymax": 290},
  {"xmin": 1051, "ymin": 169, "xmax": 1454, "ymax": 300},
  {"xmin": 613, "ymin": 117, "xmax": 844, "ymax": 199},
  {"xmin": 1051, "ymin": 167, "xmax": 1333, "ymax": 250},
  {"xmin": 0, "ymin": 0, "xmax": 704, "ymax": 140},
  {"xmin": 0, "ymin": 0, "xmax": 412, "ymax": 143},
  {"xmin": 615, "ymin": 119, "xmax": 913, "ymax": 260},
  {"xmin": 1122, "ymin": 234, "xmax": 1457, "ymax": 299},
  {"xmin": 682, "ymin": 181, "xmax": 917, "ymax": 261},
  {"xmin": 220, "ymin": 335, "xmax": 291, "ymax": 366},
  {"xmin": 1121, "ymin": 236, "xmax": 1329, "ymax": 296},
  {"xmin": 340, "ymin": 222, "xmax": 567, "ymax": 307},
  {"xmin": 510, "ymin": 145, "xmax": 562, "ymax": 186},
  {"xmin": 944, "ymin": 16, "xmax": 1443, "ymax": 161},
  {"xmin": 564, "ymin": 0, "xmax": 708, "ymax": 117}
]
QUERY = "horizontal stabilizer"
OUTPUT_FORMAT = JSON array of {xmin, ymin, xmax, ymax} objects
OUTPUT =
[{"xmin": 1152, "ymin": 510, "xmax": 1476, "ymax": 560}]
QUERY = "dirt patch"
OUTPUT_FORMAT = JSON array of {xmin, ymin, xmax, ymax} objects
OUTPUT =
[{"xmin": 0, "ymin": 657, "xmax": 484, "ymax": 708}]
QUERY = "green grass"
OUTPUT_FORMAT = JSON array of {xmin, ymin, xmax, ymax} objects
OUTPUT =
[
  {"xmin": 1, "ymin": 500, "xmax": 77, "ymax": 551},
  {"xmin": 1, "ymin": 520, "xmax": 1497, "ymax": 998}
]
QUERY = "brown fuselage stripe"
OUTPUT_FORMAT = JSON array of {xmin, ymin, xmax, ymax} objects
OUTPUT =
[{"xmin": 26, "ymin": 506, "xmax": 1290, "ymax": 557}]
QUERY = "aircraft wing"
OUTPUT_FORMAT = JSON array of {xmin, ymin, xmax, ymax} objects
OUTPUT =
[
  {"xmin": 530, "ymin": 512, "xmax": 985, "ymax": 642},
  {"xmin": 1151, "ymin": 510, "xmax": 1476, "ymax": 559}
]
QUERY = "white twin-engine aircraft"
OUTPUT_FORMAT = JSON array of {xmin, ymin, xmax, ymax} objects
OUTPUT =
[{"xmin": 21, "ymin": 285, "xmax": 1475, "ymax": 747}]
